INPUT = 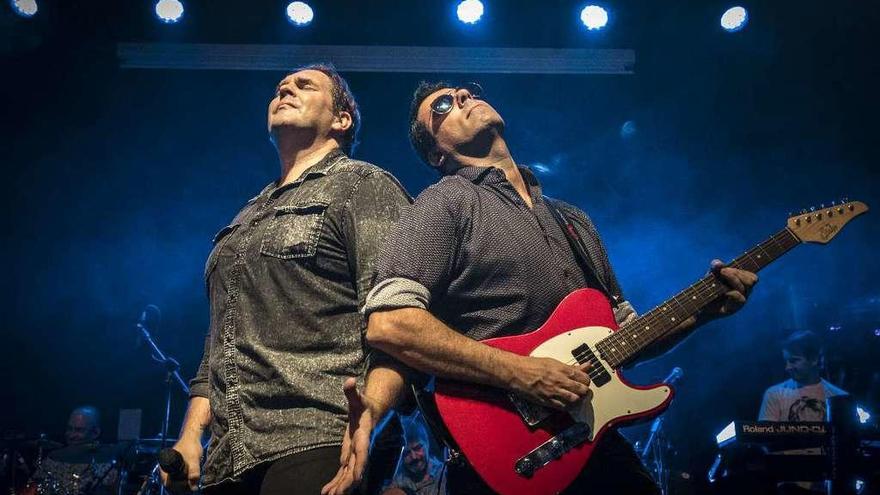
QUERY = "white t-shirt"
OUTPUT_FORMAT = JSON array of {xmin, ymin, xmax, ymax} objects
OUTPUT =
[{"xmin": 758, "ymin": 378, "xmax": 848, "ymax": 422}]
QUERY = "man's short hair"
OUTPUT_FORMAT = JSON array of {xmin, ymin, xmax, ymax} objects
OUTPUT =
[
  {"xmin": 408, "ymin": 80, "xmax": 452, "ymax": 172},
  {"xmin": 69, "ymin": 405, "xmax": 101, "ymax": 429},
  {"xmin": 783, "ymin": 330, "xmax": 822, "ymax": 361},
  {"xmin": 400, "ymin": 412, "xmax": 430, "ymax": 449},
  {"xmin": 291, "ymin": 63, "xmax": 361, "ymax": 155}
]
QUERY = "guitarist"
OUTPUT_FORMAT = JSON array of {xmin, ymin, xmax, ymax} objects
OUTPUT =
[{"xmin": 322, "ymin": 81, "xmax": 758, "ymax": 495}]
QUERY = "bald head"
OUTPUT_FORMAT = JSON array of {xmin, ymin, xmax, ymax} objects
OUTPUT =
[{"xmin": 65, "ymin": 406, "xmax": 101, "ymax": 445}]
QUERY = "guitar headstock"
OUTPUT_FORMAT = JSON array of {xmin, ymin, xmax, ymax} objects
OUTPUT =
[{"xmin": 788, "ymin": 200, "xmax": 869, "ymax": 244}]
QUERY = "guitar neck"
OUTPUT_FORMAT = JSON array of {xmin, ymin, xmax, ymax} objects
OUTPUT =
[{"xmin": 597, "ymin": 227, "xmax": 801, "ymax": 369}]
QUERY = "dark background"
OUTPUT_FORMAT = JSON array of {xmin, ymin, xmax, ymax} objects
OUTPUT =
[{"xmin": 2, "ymin": 0, "xmax": 878, "ymax": 487}]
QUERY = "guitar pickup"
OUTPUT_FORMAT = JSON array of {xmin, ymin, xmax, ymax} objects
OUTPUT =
[
  {"xmin": 514, "ymin": 422, "xmax": 591, "ymax": 478},
  {"xmin": 571, "ymin": 343, "xmax": 612, "ymax": 387}
]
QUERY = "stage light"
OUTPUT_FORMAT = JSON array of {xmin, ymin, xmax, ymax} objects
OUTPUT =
[
  {"xmin": 715, "ymin": 421, "xmax": 736, "ymax": 445},
  {"xmin": 286, "ymin": 1, "xmax": 314, "ymax": 26},
  {"xmin": 154, "ymin": 0, "xmax": 183, "ymax": 23},
  {"xmin": 720, "ymin": 6, "xmax": 748, "ymax": 32},
  {"xmin": 857, "ymin": 406, "xmax": 871, "ymax": 424},
  {"xmin": 10, "ymin": 0, "xmax": 38, "ymax": 17},
  {"xmin": 457, "ymin": 0, "xmax": 484, "ymax": 24},
  {"xmin": 580, "ymin": 5, "xmax": 608, "ymax": 31},
  {"xmin": 531, "ymin": 163, "xmax": 551, "ymax": 174}
]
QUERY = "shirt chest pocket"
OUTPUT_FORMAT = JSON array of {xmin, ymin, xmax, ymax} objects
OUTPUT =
[{"xmin": 260, "ymin": 201, "xmax": 330, "ymax": 259}]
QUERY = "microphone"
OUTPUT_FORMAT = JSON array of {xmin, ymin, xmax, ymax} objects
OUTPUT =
[
  {"xmin": 641, "ymin": 367, "xmax": 684, "ymax": 458},
  {"xmin": 662, "ymin": 366, "xmax": 684, "ymax": 385},
  {"xmin": 136, "ymin": 304, "xmax": 162, "ymax": 329},
  {"xmin": 159, "ymin": 448, "xmax": 188, "ymax": 492},
  {"xmin": 135, "ymin": 305, "xmax": 161, "ymax": 349}
]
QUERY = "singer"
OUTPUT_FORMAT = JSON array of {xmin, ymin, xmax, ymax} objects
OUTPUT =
[{"xmin": 161, "ymin": 64, "xmax": 410, "ymax": 494}]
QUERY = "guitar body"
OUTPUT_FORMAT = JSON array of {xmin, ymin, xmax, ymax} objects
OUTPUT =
[{"xmin": 434, "ymin": 289, "xmax": 675, "ymax": 495}]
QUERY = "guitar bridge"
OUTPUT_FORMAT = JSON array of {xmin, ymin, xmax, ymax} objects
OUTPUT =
[
  {"xmin": 514, "ymin": 422, "xmax": 592, "ymax": 478},
  {"xmin": 508, "ymin": 393, "xmax": 553, "ymax": 427}
]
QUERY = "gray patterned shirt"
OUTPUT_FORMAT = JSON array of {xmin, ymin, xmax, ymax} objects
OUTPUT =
[
  {"xmin": 363, "ymin": 165, "xmax": 635, "ymax": 341},
  {"xmin": 191, "ymin": 149, "xmax": 411, "ymax": 487}
]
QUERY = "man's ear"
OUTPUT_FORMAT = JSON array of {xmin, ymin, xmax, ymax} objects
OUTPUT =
[{"xmin": 331, "ymin": 111, "xmax": 353, "ymax": 133}]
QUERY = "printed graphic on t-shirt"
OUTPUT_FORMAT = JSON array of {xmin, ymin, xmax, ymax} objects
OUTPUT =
[{"xmin": 787, "ymin": 396, "xmax": 826, "ymax": 421}]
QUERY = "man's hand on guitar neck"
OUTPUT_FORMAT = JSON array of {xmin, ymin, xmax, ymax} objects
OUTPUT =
[{"xmin": 703, "ymin": 259, "xmax": 758, "ymax": 318}]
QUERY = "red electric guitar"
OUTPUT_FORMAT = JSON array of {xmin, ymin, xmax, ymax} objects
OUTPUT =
[{"xmin": 433, "ymin": 201, "xmax": 868, "ymax": 495}]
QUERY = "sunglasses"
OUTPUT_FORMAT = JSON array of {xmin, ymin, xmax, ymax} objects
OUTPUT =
[{"xmin": 430, "ymin": 82, "xmax": 483, "ymax": 115}]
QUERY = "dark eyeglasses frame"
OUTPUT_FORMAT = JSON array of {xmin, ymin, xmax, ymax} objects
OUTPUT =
[{"xmin": 430, "ymin": 82, "xmax": 483, "ymax": 115}]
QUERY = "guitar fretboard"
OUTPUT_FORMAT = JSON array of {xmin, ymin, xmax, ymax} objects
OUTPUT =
[{"xmin": 595, "ymin": 227, "xmax": 801, "ymax": 369}]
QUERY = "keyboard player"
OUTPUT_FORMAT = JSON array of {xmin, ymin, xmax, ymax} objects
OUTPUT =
[{"xmin": 758, "ymin": 330, "xmax": 848, "ymax": 494}]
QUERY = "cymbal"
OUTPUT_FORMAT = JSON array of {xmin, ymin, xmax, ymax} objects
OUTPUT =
[
  {"xmin": 47, "ymin": 443, "xmax": 120, "ymax": 464},
  {"xmin": 23, "ymin": 438, "xmax": 63, "ymax": 451},
  {"xmin": 0, "ymin": 436, "xmax": 63, "ymax": 451}
]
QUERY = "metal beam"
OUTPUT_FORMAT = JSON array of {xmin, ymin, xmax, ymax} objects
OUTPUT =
[{"xmin": 117, "ymin": 43, "xmax": 635, "ymax": 74}]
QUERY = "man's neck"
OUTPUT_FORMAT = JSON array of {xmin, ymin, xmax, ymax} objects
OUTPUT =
[
  {"xmin": 794, "ymin": 375, "xmax": 822, "ymax": 387},
  {"xmin": 451, "ymin": 136, "xmax": 533, "ymax": 208},
  {"xmin": 275, "ymin": 134, "xmax": 340, "ymax": 186},
  {"xmin": 406, "ymin": 469, "xmax": 431, "ymax": 484}
]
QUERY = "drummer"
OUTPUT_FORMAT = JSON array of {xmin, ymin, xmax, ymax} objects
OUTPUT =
[
  {"xmin": 31, "ymin": 406, "xmax": 120, "ymax": 494},
  {"xmin": 63, "ymin": 406, "xmax": 101, "ymax": 447}
]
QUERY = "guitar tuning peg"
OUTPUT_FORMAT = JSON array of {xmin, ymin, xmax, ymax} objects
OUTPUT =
[
  {"xmin": 831, "ymin": 200, "xmax": 836, "ymax": 206},
  {"xmin": 820, "ymin": 203, "xmax": 825, "ymax": 208},
  {"xmin": 788, "ymin": 211, "xmax": 793, "ymax": 217},
  {"xmin": 800, "ymin": 209, "xmax": 807, "ymax": 214},
  {"xmin": 809, "ymin": 206, "xmax": 816, "ymax": 212},
  {"xmin": 842, "ymin": 197, "xmax": 849, "ymax": 203}
]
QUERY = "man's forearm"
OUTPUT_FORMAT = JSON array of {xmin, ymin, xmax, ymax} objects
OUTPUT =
[
  {"xmin": 179, "ymin": 397, "xmax": 212, "ymax": 442},
  {"xmin": 366, "ymin": 308, "xmax": 521, "ymax": 391},
  {"xmin": 362, "ymin": 364, "xmax": 407, "ymax": 422}
]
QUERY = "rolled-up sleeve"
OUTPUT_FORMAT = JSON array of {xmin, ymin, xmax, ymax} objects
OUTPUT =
[{"xmin": 363, "ymin": 183, "xmax": 461, "ymax": 318}]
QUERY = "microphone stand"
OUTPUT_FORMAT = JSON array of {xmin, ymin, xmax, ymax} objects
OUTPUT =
[
  {"xmin": 136, "ymin": 310, "xmax": 190, "ymax": 495},
  {"xmin": 638, "ymin": 367, "xmax": 683, "ymax": 495}
]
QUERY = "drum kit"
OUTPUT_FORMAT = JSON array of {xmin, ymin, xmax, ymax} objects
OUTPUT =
[
  {"xmin": 1, "ymin": 436, "xmax": 176, "ymax": 495},
  {"xmin": 2, "ymin": 306, "xmax": 192, "ymax": 495}
]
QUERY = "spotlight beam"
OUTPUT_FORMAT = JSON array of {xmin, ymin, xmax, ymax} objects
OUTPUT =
[{"xmin": 118, "ymin": 43, "xmax": 636, "ymax": 74}]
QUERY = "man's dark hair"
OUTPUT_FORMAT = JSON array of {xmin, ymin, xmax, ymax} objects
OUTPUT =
[
  {"xmin": 408, "ymin": 80, "xmax": 452, "ymax": 172},
  {"xmin": 783, "ymin": 330, "xmax": 822, "ymax": 361},
  {"xmin": 291, "ymin": 62, "xmax": 361, "ymax": 155}
]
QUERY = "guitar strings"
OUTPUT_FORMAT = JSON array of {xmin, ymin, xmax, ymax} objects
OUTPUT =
[{"xmin": 559, "ymin": 227, "xmax": 799, "ymax": 370}]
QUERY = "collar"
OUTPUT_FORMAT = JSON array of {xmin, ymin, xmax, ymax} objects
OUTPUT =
[
  {"xmin": 453, "ymin": 164, "xmax": 543, "ymax": 199},
  {"xmin": 259, "ymin": 147, "xmax": 347, "ymax": 198},
  {"xmin": 301, "ymin": 147, "xmax": 346, "ymax": 178}
]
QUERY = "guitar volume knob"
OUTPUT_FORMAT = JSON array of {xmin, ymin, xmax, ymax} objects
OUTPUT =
[{"xmin": 515, "ymin": 457, "xmax": 535, "ymax": 477}]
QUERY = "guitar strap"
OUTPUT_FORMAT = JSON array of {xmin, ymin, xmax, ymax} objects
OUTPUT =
[{"xmin": 543, "ymin": 196, "xmax": 619, "ymax": 308}]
